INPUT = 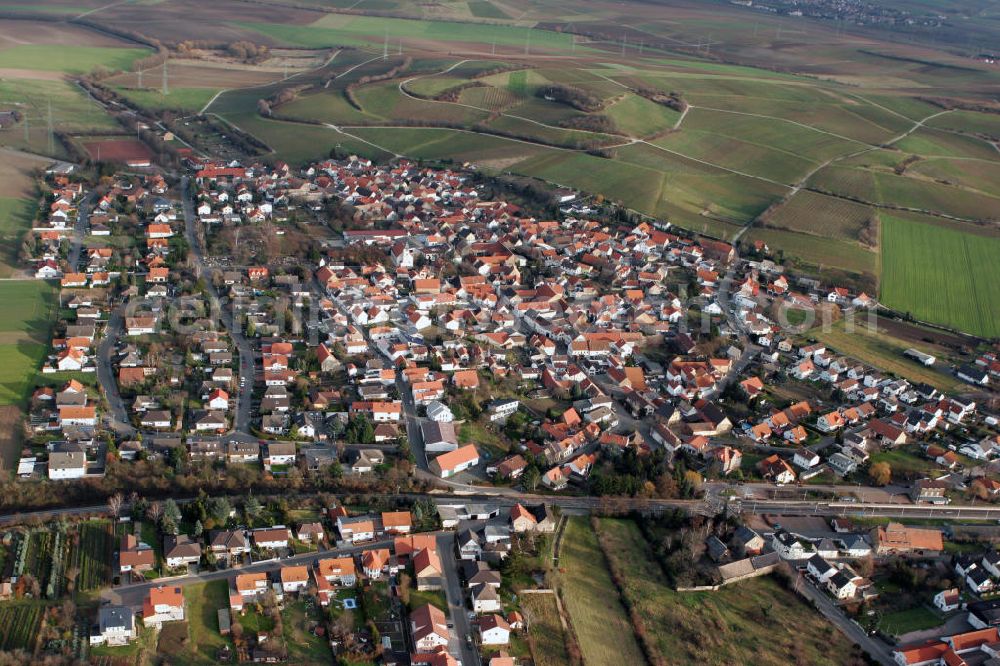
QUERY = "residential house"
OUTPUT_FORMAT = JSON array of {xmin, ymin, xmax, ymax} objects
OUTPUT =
[
  {"xmin": 119, "ymin": 534, "xmax": 154, "ymax": 574},
  {"xmin": 251, "ymin": 526, "xmax": 291, "ymax": 551},
  {"xmin": 411, "ymin": 603, "xmax": 449, "ymax": 652},
  {"xmin": 429, "ymin": 445, "xmax": 479, "ymax": 478},
  {"xmin": 209, "ymin": 530, "xmax": 250, "ymax": 562},
  {"xmin": 280, "ymin": 565, "xmax": 310, "ymax": 594},
  {"xmin": 479, "ymin": 614, "xmax": 511, "ymax": 646},
  {"xmin": 163, "ymin": 534, "xmax": 201, "ymax": 569},
  {"xmin": 142, "ymin": 586, "xmax": 185, "ymax": 630},
  {"xmin": 90, "ymin": 606, "xmax": 135, "ymax": 646}
]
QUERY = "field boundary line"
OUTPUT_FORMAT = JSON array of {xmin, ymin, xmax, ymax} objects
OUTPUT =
[
  {"xmin": 397, "ymin": 60, "xmax": 629, "ymax": 141},
  {"xmin": 637, "ymin": 139, "xmax": 791, "ymax": 188},
  {"xmin": 691, "ymin": 104, "xmax": 872, "ymax": 146},
  {"xmin": 200, "ymin": 48, "xmax": 344, "ymax": 115}
]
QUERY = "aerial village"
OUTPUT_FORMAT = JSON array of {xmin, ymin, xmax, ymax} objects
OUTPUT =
[{"xmin": 1, "ymin": 154, "xmax": 998, "ymax": 665}]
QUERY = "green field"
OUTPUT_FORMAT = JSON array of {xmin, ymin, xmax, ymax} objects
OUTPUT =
[
  {"xmin": 238, "ymin": 15, "xmax": 577, "ymax": 52},
  {"xmin": 557, "ymin": 517, "xmax": 645, "ymax": 666},
  {"xmin": 927, "ymin": 110, "xmax": 1000, "ymax": 137},
  {"xmin": 745, "ymin": 227, "xmax": 877, "ymax": 275},
  {"xmin": 111, "ymin": 86, "xmax": 220, "ymax": 113},
  {"xmin": 595, "ymin": 518, "xmax": 860, "ymax": 665},
  {"xmin": 0, "ymin": 78, "xmax": 117, "ymax": 157},
  {"xmin": 0, "ymin": 197, "xmax": 35, "ymax": 277},
  {"xmin": 520, "ymin": 593, "xmax": 573, "ymax": 666},
  {"xmin": 0, "ymin": 280, "xmax": 57, "ymax": 406},
  {"xmin": 811, "ymin": 165, "xmax": 1000, "ymax": 222},
  {"xmin": 185, "ymin": 580, "xmax": 235, "ymax": 664},
  {"xmin": 880, "ymin": 214, "xmax": 1000, "ymax": 338},
  {"xmin": 809, "ymin": 320, "xmax": 961, "ymax": 392},
  {"xmin": 0, "ymin": 45, "xmax": 149, "ymax": 74},
  {"xmin": 878, "ymin": 606, "xmax": 944, "ymax": 636}
]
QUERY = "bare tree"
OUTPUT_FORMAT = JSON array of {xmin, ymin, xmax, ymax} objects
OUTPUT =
[
  {"xmin": 147, "ymin": 501, "xmax": 163, "ymax": 525},
  {"xmin": 107, "ymin": 492, "xmax": 124, "ymax": 520}
]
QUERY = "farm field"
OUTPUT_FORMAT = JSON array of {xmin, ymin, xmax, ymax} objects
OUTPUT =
[
  {"xmin": 595, "ymin": 517, "xmax": 862, "ymax": 665},
  {"xmin": 0, "ymin": 280, "xmax": 57, "ymax": 407},
  {"xmin": 811, "ymin": 165, "xmax": 1000, "ymax": 222},
  {"xmin": 807, "ymin": 319, "xmax": 962, "ymax": 392},
  {"xmin": 520, "ymin": 592, "xmax": 573, "ymax": 666},
  {"xmin": 743, "ymin": 227, "xmax": 877, "ymax": 277},
  {"xmin": 521, "ymin": 594, "xmax": 570, "ymax": 666},
  {"xmin": 906, "ymin": 158, "xmax": 1000, "ymax": 198},
  {"xmin": 0, "ymin": 197, "xmax": 36, "ymax": 277},
  {"xmin": 927, "ymin": 109, "xmax": 1000, "ymax": 137},
  {"xmin": 79, "ymin": 136, "xmax": 155, "ymax": 164},
  {"xmin": 880, "ymin": 214, "xmax": 1000, "ymax": 338},
  {"xmin": 0, "ymin": 45, "xmax": 149, "ymax": 74},
  {"xmin": 761, "ymin": 190, "xmax": 875, "ymax": 242},
  {"xmin": 238, "ymin": 14, "xmax": 578, "ymax": 52},
  {"xmin": 0, "ymin": 78, "xmax": 117, "ymax": 157},
  {"xmin": 0, "ymin": 603, "xmax": 45, "ymax": 652},
  {"xmin": 72, "ymin": 521, "xmax": 114, "ymax": 594},
  {"xmin": 556, "ymin": 517, "xmax": 645, "ymax": 666},
  {"xmin": 110, "ymin": 86, "xmax": 220, "ymax": 113}
]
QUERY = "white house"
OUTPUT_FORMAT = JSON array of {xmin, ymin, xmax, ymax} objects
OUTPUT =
[
  {"xmin": 91, "ymin": 606, "xmax": 135, "ymax": 646},
  {"xmin": 280, "ymin": 566, "xmax": 310, "ymax": 594},
  {"xmin": 425, "ymin": 400, "xmax": 454, "ymax": 423},
  {"xmin": 479, "ymin": 614, "xmax": 511, "ymax": 646},
  {"xmin": 48, "ymin": 450, "xmax": 86, "ymax": 480},
  {"xmin": 771, "ymin": 530, "xmax": 811, "ymax": 560},
  {"xmin": 337, "ymin": 516, "xmax": 376, "ymax": 543},
  {"xmin": 934, "ymin": 588, "xmax": 961, "ymax": 613},
  {"xmin": 826, "ymin": 572, "xmax": 857, "ymax": 600},
  {"xmin": 251, "ymin": 526, "xmax": 291, "ymax": 550},
  {"xmin": 142, "ymin": 586, "xmax": 185, "ymax": 630},
  {"xmin": 806, "ymin": 555, "xmax": 836, "ymax": 583},
  {"xmin": 410, "ymin": 604, "xmax": 449, "ymax": 652},
  {"xmin": 793, "ymin": 450, "xmax": 820, "ymax": 469},
  {"xmin": 471, "ymin": 583, "xmax": 502, "ymax": 614}
]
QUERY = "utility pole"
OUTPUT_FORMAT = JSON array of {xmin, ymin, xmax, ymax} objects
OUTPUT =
[
  {"xmin": 398, "ymin": 40, "xmax": 402, "ymax": 56},
  {"xmin": 162, "ymin": 59, "xmax": 169, "ymax": 96},
  {"xmin": 383, "ymin": 29, "xmax": 389, "ymax": 61},
  {"xmin": 137, "ymin": 67, "xmax": 143, "ymax": 88}
]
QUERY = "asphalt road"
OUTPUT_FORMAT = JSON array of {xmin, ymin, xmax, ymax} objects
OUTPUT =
[
  {"xmin": 181, "ymin": 176, "xmax": 255, "ymax": 435},
  {"xmin": 792, "ymin": 567, "xmax": 895, "ymax": 666},
  {"xmin": 437, "ymin": 532, "xmax": 480, "ymax": 666},
  {"xmin": 68, "ymin": 190, "xmax": 95, "ymax": 270},
  {"xmin": 104, "ymin": 537, "xmax": 394, "ymax": 608},
  {"xmin": 96, "ymin": 304, "xmax": 136, "ymax": 436}
]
